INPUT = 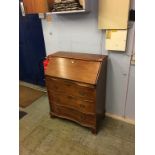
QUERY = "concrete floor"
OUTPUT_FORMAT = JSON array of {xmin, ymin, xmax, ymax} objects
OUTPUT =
[{"xmin": 20, "ymin": 93, "xmax": 135, "ymax": 155}]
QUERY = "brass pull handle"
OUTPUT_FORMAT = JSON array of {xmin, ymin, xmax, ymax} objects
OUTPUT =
[{"xmin": 20, "ymin": 2, "xmax": 26, "ymax": 16}]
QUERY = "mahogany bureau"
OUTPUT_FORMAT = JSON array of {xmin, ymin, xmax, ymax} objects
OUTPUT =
[{"xmin": 45, "ymin": 52, "xmax": 108, "ymax": 134}]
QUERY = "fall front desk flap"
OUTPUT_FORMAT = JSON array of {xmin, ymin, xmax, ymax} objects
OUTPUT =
[{"xmin": 45, "ymin": 52, "xmax": 107, "ymax": 85}]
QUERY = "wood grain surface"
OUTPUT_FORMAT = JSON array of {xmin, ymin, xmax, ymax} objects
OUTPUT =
[
  {"xmin": 23, "ymin": 0, "xmax": 51, "ymax": 14},
  {"xmin": 45, "ymin": 57, "xmax": 101, "ymax": 85},
  {"xmin": 48, "ymin": 51, "xmax": 107, "ymax": 62},
  {"xmin": 45, "ymin": 52, "xmax": 108, "ymax": 134}
]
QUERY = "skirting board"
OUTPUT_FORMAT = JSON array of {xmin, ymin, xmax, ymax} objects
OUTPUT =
[{"xmin": 105, "ymin": 112, "xmax": 135, "ymax": 125}]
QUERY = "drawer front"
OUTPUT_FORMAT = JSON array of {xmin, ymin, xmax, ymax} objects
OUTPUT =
[
  {"xmin": 45, "ymin": 77, "xmax": 95, "ymax": 100},
  {"xmin": 50, "ymin": 91, "xmax": 95, "ymax": 114},
  {"xmin": 52, "ymin": 104, "xmax": 96, "ymax": 127}
]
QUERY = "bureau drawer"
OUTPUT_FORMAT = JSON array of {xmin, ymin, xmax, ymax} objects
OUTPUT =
[
  {"xmin": 50, "ymin": 91, "xmax": 95, "ymax": 114},
  {"xmin": 52, "ymin": 104, "xmax": 96, "ymax": 127},
  {"xmin": 45, "ymin": 77, "xmax": 95, "ymax": 100}
]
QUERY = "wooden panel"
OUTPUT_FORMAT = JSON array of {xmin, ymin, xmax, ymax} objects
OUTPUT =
[
  {"xmin": 45, "ymin": 52, "xmax": 107, "ymax": 134},
  {"xmin": 49, "ymin": 91, "xmax": 95, "ymax": 114},
  {"xmin": 23, "ymin": 0, "xmax": 50, "ymax": 14},
  {"xmin": 79, "ymin": 0, "xmax": 85, "ymax": 9},
  {"xmin": 98, "ymin": 0, "xmax": 130, "ymax": 29},
  {"xmin": 45, "ymin": 57, "xmax": 101, "ymax": 84},
  {"xmin": 52, "ymin": 104, "xmax": 96, "ymax": 127},
  {"xmin": 105, "ymin": 30, "xmax": 128, "ymax": 51},
  {"xmin": 96, "ymin": 57, "xmax": 107, "ymax": 117},
  {"xmin": 49, "ymin": 52, "xmax": 106, "ymax": 62},
  {"xmin": 45, "ymin": 77, "xmax": 96, "ymax": 100}
]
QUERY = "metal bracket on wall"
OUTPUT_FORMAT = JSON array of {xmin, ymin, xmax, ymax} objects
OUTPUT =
[
  {"xmin": 20, "ymin": 2, "xmax": 26, "ymax": 16},
  {"xmin": 38, "ymin": 13, "xmax": 46, "ymax": 19}
]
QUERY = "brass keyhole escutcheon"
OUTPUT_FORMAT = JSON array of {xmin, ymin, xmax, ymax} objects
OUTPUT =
[{"xmin": 71, "ymin": 60, "xmax": 75, "ymax": 64}]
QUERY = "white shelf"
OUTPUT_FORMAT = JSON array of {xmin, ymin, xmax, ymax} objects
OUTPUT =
[{"xmin": 51, "ymin": 9, "xmax": 87, "ymax": 14}]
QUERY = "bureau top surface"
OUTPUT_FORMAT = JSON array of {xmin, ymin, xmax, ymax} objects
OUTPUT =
[
  {"xmin": 48, "ymin": 52, "xmax": 107, "ymax": 62},
  {"xmin": 45, "ymin": 52, "xmax": 107, "ymax": 85}
]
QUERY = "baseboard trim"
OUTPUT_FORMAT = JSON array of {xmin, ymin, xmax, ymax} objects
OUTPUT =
[{"xmin": 105, "ymin": 113, "xmax": 135, "ymax": 125}]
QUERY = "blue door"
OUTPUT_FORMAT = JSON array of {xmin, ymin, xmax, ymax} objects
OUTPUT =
[{"xmin": 19, "ymin": 2, "xmax": 46, "ymax": 86}]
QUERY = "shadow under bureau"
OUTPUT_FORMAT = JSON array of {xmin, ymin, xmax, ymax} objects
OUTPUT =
[{"xmin": 45, "ymin": 52, "xmax": 107, "ymax": 134}]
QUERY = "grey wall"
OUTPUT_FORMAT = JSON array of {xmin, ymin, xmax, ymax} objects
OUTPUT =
[
  {"xmin": 41, "ymin": 0, "xmax": 135, "ymax": 120},
  {"xmin": 125, "ymin": 65, "xmax": 135, "ymax": 120},
  {"xmin": 42, "ymin": 0, "xmax": 106, "ymax": 55}
]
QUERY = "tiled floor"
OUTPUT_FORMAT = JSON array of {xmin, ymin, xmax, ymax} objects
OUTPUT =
[{"xmin": 20, "ymin": 93, "xmax": 135, "ymax": 155}]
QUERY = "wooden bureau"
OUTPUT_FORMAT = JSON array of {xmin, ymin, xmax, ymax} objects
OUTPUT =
[{"xmin": 45, "ymin": 52, "xmax": 107, "ymax": 134}]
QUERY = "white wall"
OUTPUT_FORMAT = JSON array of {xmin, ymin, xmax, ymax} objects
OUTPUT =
[{"xmin": 41, "ymin": 0, "xmax": 135, "ymax": 120}]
